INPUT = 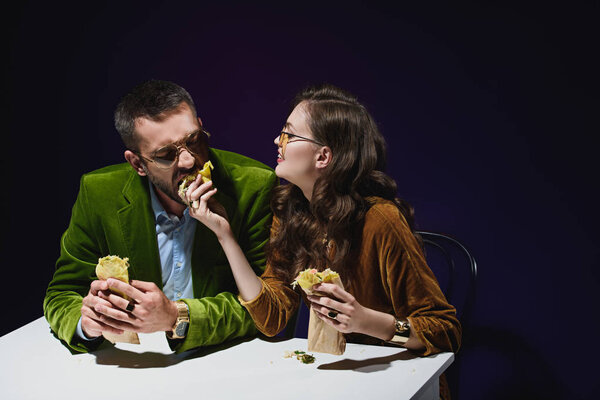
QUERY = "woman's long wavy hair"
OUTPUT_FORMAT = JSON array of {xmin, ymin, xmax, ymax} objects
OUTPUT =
[{"xmin": 266, "ymin": 84, "xmax": 419, "ymax": 283}]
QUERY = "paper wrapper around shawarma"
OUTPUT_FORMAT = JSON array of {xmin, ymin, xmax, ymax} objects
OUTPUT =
[
  {"xmin": 95, "ymin": 256, "xmax": 140, "ymax": 344},
  {"xmin": 293, "ymin": 269, "xmax": 346, "ymax": 355}
]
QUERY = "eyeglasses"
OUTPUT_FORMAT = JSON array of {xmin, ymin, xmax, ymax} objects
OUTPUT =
[
  {"xmin": 135, "ymin": 128, "xmax": 210, "ymax": 170},
  {"xmin": 278, "ymin": 131, "xmax": 325, "ymax": 158}
]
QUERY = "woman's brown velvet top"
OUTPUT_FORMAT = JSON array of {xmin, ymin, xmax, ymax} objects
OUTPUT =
[{"xmin": 240, "ymin": 197, "xmax": 461, "ymax": 356}]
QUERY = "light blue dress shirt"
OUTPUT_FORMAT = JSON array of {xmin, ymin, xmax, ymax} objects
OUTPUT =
[
  {"xmin": 148, "ymin": 181, "xmax": 196, "ymax": 301},
  {"xmin": 76, "ymin": 181, "xmax": 196, "ymax": 340}
]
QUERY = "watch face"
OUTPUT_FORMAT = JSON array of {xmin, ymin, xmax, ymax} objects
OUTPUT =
[
  {"xmin": 175, "ymin": 321, "xmax": 189, "ymax": 336},
  {"xmin": 396, "ymin": 320, "xmax": 409, "ymax": 333}
]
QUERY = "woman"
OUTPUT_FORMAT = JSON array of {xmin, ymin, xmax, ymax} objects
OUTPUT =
[{"xmin": 186, "ymin": 84, "xmax": 461, "ymax": 356}]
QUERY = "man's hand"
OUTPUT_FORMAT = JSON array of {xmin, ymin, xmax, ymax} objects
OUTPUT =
[
  {"xmin": 93, "ymin": 279, "xmax": 178, "ymax": 334},
  {"xmin": 80, "ymin": 280, "xmax": 127, "ymax": 338}
]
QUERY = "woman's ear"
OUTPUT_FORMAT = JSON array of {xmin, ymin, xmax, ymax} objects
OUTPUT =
[
  {"xmin": 315, "ymin": 146, "xmax": 332, "ymax": 169},
  {"xmin": 124, "ymin": 150, "xmax": 147, "ymax": 176}
]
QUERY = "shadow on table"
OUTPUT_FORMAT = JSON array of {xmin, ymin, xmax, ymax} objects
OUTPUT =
[
  {"xmin": 91, "ymin": 336, "xmax": 254, "ymax": 369},
  {"xmin": 317, "ymin": 350, "xmax": 417, "ymax": 373}
]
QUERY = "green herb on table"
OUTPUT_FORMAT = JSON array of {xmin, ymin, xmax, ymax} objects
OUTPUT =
[
  {"xmin": 283, "ymin": 350, "xmax": 316, "ymax": 364},
  {"xmin": 298, "ymin": 353, "xmax": 315, "ymax": 364}
]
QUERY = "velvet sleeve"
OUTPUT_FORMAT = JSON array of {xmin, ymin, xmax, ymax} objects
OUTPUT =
[
  {"xmin": 238, "ymin": 218, "xmax": 300, "ymax": 337},
  {"xmin": 43, "ymin": 176, "xmax": 104, "ymax": 353},
  {"xmin": 238, "ymin": 274, "xmax": 300, "ymax": 337},
  {"xmin": 369, "ymin": 205, "xmax": 462, "ymax": 356}
]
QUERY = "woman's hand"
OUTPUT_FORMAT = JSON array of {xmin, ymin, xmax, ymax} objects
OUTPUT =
[
  {"xmin": 307, "ymin": 282, "xmax": 368, "ymax": 334},
  {"xmin": 186, "ymin": 177, "xmax": 263, "ymax": 302},
  {"xmin": 307, "ymin": 282, "xmax": 400, "ymax": 342},
  {"xmin": 186, "ymin": 177, "xmax": 231, "ymax": 239}
]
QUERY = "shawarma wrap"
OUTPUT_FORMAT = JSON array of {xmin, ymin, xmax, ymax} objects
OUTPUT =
[
  {"xmin": 95, "ymin": 255, "xmax": 140, "ymax": 344},
  {"xmin": 178, "ymin": 161, "xmax": 214, "ymax": 208},
  {"xmin": 292, "ymin": 268, "xmax": 346, "ymax": 355}
]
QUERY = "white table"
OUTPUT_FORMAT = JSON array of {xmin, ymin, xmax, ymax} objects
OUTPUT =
[{"xmin": 0, "ymin": 317, "xmax": 453, "ymax": 400}]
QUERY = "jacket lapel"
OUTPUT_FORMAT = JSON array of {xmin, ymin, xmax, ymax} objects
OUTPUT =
[
  {"xmin": 117, "ymin": 171, "xmax": 162, "ymax": 287},
  {"xmin": 190, "ymin": 150, "xmax": 237, "ymax": 296}
]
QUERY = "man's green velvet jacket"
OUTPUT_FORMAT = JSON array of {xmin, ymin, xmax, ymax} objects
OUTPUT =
[{"xmin": 44, "ymin": 148, "xmax": 277, "ymax": 353}]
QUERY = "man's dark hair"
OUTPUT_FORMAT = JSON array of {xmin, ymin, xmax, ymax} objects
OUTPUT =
[{"xmin": 114, "ymin": 80, "xmax": 197, "ymax": 151}]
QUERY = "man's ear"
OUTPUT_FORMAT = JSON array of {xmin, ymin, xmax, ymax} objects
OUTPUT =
[
  {"xmin": 315, "ymin": 146, "xmax": 332, "ymax": 169},
  {"xmin": 124, "ymin": 150, "xmax": 147, "ymax": 176}
]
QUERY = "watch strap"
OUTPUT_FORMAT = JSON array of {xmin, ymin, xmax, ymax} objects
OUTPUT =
[{"xmin": 166, "ymin": 301, "xmax": 189, "ymax": 339}]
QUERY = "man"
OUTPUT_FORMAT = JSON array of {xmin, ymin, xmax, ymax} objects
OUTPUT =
[{"xmin": 44, "ymin": 80, "xmax": 277, "ymax": 353}]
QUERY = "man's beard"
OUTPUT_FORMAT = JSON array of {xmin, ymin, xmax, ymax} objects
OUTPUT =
[{"xmin": 142, "ymin": 164, "xmax": 189, "ymax": 206}]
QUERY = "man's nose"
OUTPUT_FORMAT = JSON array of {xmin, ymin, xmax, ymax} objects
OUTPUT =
[{"xmin": 178, "ymin": 148, "xmax": 196, "ymax": 169}]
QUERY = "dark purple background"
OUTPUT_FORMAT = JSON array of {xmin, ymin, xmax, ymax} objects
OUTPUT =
[{"xmin": 4, "ymin": 2, "xmax": 598, "ymax": 399}]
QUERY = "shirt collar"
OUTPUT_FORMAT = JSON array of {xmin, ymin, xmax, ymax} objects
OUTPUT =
[{"xmin": 148, "ymin": 180, "xmax": 189, "ymax": 224}]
